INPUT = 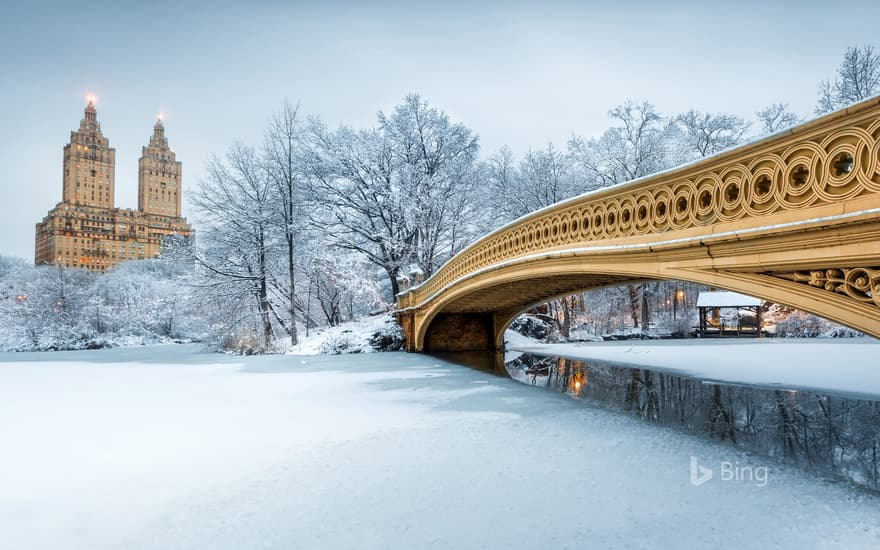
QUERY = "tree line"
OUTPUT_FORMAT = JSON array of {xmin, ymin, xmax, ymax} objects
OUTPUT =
[{"xmin": 1, "ymin": 45, "xmax": 878, "ymax": 352}]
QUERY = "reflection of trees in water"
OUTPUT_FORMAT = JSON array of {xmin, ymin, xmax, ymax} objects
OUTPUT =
[{"xmin": 506, "ymin": 354, "xmax": 880, "ymax": 491}]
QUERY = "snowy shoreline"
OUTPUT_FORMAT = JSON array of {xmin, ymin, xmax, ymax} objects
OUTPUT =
[{"xmin": 509, "ymin": 338, "xmax": 880, "ymax": 400}]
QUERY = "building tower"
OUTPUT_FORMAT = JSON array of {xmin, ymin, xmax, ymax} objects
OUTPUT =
[
  {"xmin": 62, "ymin": 98, "xmax": 116, "ymax": 208},
  {"xmin": 35, "ymin": 99, "xmax": 192, "ymax": 272},
  {"xmin": 138, "ymin": 116, "xmax": 182, "ymax": 217}
]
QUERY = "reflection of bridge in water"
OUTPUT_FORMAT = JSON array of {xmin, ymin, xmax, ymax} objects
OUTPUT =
[
  {"xmin": 503, "ymin": 351, "xmax": 880, "ymax": 491},
  {"xmin": 397, "ymin": 97, "xmax": 880, "ymax": 351}
]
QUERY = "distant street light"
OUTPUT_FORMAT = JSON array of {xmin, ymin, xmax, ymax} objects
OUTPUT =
[{"xmin": 674, "ymin": 288, "xmax": 685, "ymax": 320}]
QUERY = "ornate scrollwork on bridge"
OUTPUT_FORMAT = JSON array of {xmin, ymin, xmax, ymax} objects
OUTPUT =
[
  {"xmin": 402, "ymin": 101, "xmax": 880, "ymax": 307},
  {"xmin": 773, "ymin": 267, "xmax": 880, "ymax": 308}
]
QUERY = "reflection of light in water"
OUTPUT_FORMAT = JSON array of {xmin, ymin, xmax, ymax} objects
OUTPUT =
[{"xmin": 570, "ymin": 369, "xmax": 586, "ymax": 395}]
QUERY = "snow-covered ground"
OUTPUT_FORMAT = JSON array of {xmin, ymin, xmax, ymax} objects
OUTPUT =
[
  {"xmin": 281, "ymin": 313, "xmax": 401, "ymax": 355},
  {"xmin": 510, "ymin": 338, "xmax": 880, "ymax": 400},
  {"xmin": 1, "ymin": 344, "xmax": 878, "ymax": 549}
]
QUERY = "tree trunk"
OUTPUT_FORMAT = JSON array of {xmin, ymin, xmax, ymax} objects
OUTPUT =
[
  {"xmin": 287, "ymin": 232, "xmax": 298, "ymax": 346},
  {"xmin": 628, "ymin": 285, "xmax": 640, "ymax": 328},
  {"xmin": 387, "ymin": 266, "xmax": 400, "ymax": 301},
  {"xmin": 560, "ymin": 297, "xmax": 572, "ymax": 338},
  {"xmin": 257, "ymin": 231, "xmax": 273, "ymax": 349}
]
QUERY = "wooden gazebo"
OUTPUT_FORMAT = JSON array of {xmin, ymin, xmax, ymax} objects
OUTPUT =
[{"xmin": 696, "ymin": 291, "xmax": 764, "ymax": 337}]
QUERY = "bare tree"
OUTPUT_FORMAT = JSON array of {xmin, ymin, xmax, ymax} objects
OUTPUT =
[
  {"xmin": 756, "ymin": 103, "xmax": 801, "ymax": 135},
  {"xmin": 816, "ymin": 45, "xmax": 880, "ymax": 115}
]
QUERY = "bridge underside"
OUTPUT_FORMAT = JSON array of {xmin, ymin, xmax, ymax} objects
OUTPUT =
[
  {"xmin": 417, "ymin": 274, "xmax": 635, "ymax": 352},
  {"xmin": 398, "ymin": 216, "xmax": 880, "ymax": 352},
  {"xmin": 402, "ymin": 266, "xmax": 880, "ymax": 353}
]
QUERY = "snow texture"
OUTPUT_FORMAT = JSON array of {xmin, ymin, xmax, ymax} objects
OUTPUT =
[
  {"xmin": 511, "ymin": 339, "xmax": 880, "ymax": 399},
  {"xmin": 282, "ymin": 314, "xmax": 403, "ymax": 355},
  {"xmin": 1, "ymin": 344, "xmax": 878, "ymax": 549}
]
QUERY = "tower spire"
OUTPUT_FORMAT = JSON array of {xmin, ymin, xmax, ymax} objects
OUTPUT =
[
  {"xmin": 81, "ymin": 96, "xmax": 99, "ymax": 129},
  {"xmin": 139, "ymin": 110, "xmax": 181, "ymax": 218},
  {"xmin": 149, "ymin": 113, "xmax": 168, "ymax": 148}
]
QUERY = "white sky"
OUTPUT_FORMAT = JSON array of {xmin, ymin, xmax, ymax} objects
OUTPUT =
[{"xmin": 2, "ymin": 0, "xmax": 878, "ymax": 260}]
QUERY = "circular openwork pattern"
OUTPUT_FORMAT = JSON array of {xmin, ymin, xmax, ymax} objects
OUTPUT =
[{"xmin": 409, "ymin": 115, "xmax": 880, "ymax": 301}]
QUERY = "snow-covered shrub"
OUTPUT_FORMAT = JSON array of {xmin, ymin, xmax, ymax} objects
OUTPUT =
[
  {"xmin": 286, "ymin": 314, "xmax": 404, "ymax": 355},
  {"xmin": 319, "ymin": 330, "xmax": 363, "ymax": 355},
  {"xmin": 508, "ymin": 315, "xmax": 553, "ymax": 341},
  {"xmin": 219, "ymin": 331, "xmax": 266, "ymax": 355},
  {"xmin": 821, "ymin": 326, "xmax": 864, "ymax": 338},
  {"xmin": 773, "ymin": 311, "xmax": 862, "ymax": 338},
  {"xmin": 368, "ymin": 320, "xmax": 405, "ymax": 351},
  {"xmin": 776, "ymin": 311, "xmax": 828, "ymax": 338},
  {"xmin": 0, "ymin": 256, "xmax": 204, "ymax": 352}
]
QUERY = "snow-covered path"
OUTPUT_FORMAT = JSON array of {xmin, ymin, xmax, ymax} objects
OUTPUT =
[{"xmin": 1, "ymin": 345, "xmax": 877, "ymax": 549}]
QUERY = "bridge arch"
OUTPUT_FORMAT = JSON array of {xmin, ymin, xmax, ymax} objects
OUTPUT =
[
  {"xmin": 397, "ymin": 97, "xmax": 880, "ymax": 352},
  {"xmin": 407, "ymin": 253, "xmax": 880, "ymax": 352}
]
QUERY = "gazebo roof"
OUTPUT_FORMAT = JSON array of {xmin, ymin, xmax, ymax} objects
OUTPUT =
[{"xmin": 696, "ymin": 291, "xmax": 763, "ymax": 308}]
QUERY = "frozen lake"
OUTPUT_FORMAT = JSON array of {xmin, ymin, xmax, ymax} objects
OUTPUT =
[{"xmin": 1, "ymin": 344, "xmax": 878, "ymax": 549}]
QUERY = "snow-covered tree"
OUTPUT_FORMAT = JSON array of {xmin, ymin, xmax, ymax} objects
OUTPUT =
[
  {"xmin": 756, "ymin": 103, "xmax": 801, "ymax": 135},
  {"xmin": 0, "ymin": 255, "xmax": 201, "ymax": 351},
  {"xmin": 816, "ymin": 45, "xmax": 880, "ymax": 115},
  {"xmin": 264, "ymin": 100, "xmax": 307, "ymax": 346},
  {"xmin": 305, "ymin": 94, "xmax": 480, "ymax": 298},
  {"xmin": 570, "ymin": 100, "xmax": 682, "ymax": 189},
  {"xmin": 568, "ymin": 102, "xmax": 682, "ymax": 327},
  {"xmin": 301, "ymin": 246, "xmax": 384, "ymax": 326},
  {"xmin": 675, "ymin": 109, "xmax": 750, "ymax": 158},
  {"xmin": 483, "ymin": 143, "xmax": 580, "ymax": 223},
  {"xmin": 191, "ymin": 143, "xmax": 280, "ymax": 350}
]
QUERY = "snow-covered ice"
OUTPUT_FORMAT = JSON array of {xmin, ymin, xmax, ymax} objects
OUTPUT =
[
  {"xmin": 1, "ymin": 344, "xmax": 878, "ymax": 549},
  {"xmin": 510, "ymin": 338, "xmax": 880, "ymax": 399}
]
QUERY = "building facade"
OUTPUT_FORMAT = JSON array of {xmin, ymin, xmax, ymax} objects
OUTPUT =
[{"xmin": 35, "ymin": 100, "xmax": 191, "ymax": 272}]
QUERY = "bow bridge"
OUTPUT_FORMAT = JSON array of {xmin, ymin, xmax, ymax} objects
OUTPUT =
[{"xmin": 396, "ymin": 98, "xmax": 880, "ymax": 352}]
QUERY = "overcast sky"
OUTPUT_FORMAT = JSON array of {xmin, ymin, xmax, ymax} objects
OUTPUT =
[{"xmin": 2, "ymin": 0, "xmax": 878, "ymax": 260}]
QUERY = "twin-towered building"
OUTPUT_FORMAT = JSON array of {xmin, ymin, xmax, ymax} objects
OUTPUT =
[{"xmin": 34, "ymin": 99, "xmax": 192, "ymax": 271}]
